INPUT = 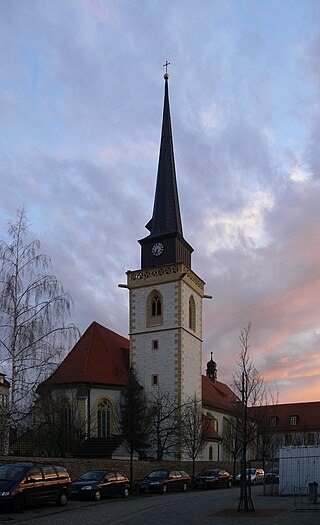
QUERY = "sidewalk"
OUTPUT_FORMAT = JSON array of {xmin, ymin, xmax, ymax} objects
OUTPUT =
[{"xmin": 209, "ymin": 488, "xmax": 320, "ymax": 525}]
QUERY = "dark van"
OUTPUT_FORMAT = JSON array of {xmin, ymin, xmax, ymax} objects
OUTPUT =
[{"xmin": 0, "ymin": 462, "xmax": 71, "ymax": 512}]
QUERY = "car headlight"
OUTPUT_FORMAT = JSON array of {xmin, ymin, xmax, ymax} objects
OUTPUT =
[
  {"xmin": 150, "ymin": 481, "xmax": 161, "ymax": 485},
  {"xmin": 81, "ymin": 485, "xmax": 93, "ymax": 490},
  {"xmin": 0, "ymin": 492, "xmax": 10, "ymax": 497}
]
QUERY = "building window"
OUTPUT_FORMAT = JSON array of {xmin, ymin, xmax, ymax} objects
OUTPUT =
[
  {"xmin": 93, "ymin": 397, "xmax": 115, "ymax": 438},
  {"xmin": 189, "ymin": 296, "xmax": 196, "ymax": 331},
  {"xmin": 147, "ymin": 290, "xmax": 163, "ymax": 327},
  {"xmin": 97, "ymin": 399, "xmax": 111, "ymax": 437},
  {"xmin": 269, "ymin": 417, "xmax": 277, "ymax": 427},
  {"xmin": 152, "ymin": 340, "xmax": 158, "ymax": 350},
  {"xmin": 59, "ymin": 397, "xmax": 72, "ymax": 453},
  {"xmin": 151, "ymin": 375, "xmax": 159, "ymax": 386},
  {"xmin": 209, "ymin": 446, "xmax": 213, "ymax": 460},
  {"xmin": 290, "ymin": 415, "xmax": 298, "ymax": 426}
]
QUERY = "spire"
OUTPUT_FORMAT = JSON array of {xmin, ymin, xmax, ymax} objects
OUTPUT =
[
  {"xmin": 145, "ymin": 71, "xmax": 183, "ymax": 237},
  {"xmin": 138, "ymin": 66, "xmax": 193, "ymax": 269}
]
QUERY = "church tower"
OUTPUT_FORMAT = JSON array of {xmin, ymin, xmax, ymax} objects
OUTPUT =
[{"xmin": 126, "ymin": 71, "xmax": 205, "ymax": 404}]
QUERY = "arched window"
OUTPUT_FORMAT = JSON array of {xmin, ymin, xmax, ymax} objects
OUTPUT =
[
  {"xmin": 189, "ymin": 295, "xmax": 196, "ymax": 331},
  {"xmin": 147, "ymin": 290, "xmax": 163, "ymax": 327},
  {"xmin": 59, "ymin": 396, "xmax": 72, "ymax": 453},
  {"xmin": 209, "ymin": 446, "xmax": 213, "ymax": 460},
  {"xmin": 94, "ymin": 398, "xmax": 113, "ymax": 438}
]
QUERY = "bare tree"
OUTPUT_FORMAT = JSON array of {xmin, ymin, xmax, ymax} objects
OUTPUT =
[
  {"xmin": 0, "ymin": 208, "xmax": 79, "ymax": 432},
  {"xmin": 118, "ymin": 367, "xmax": 151, "ymax": 489},
  {"xmin": 34, "ymin": 389, "xmax": 87, "ymax": 457},
  {"xmin": 181, "ymin": 396, "xmax": 212, "ymax": 484},
  {"xmin": 222, "ymin": 415, "xmax": 242, "ymax": 482},
  {"xmin": 148, "ymin": 389, "xmax": 182, "ymax": 460},
  {"xmin": 232, "ymin": 323, "xmax": 271, "ymax": 512}
]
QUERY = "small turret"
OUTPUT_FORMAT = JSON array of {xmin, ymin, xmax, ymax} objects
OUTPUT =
[{"xmin": 206, "ymin": 352, "xmax": 217, "ymax": 382}]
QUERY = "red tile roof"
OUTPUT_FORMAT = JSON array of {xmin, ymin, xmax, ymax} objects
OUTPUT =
[
  {"xmin": 202, "ymin": 414, "xmax": 221, "ymax": 441},
  {"xmin": 256, "ymin": 402, "xmax": 320, "ymax": 432},
  {"xmin": 40, "ymin": 321, "xmax": 129, "ymax": 387},
  {"xmin": 202, "ymin": 375, "xmax": 239, "ymax": 413}
]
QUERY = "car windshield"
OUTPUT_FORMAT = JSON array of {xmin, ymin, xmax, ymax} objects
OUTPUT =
[
  {"xmin": 202, "ymin": 470, "xmax": 220, "ymax": 477},
  {"xmin": 146, "ymin": 470, "xmax": 168, "ymax": 479},
  {"xmin": 0, "ymin": 464, "xmax": 27, "ymax": 481},
  {"xmin": 77, "ymin": 471, "xmax": 105, "ymax": 482}
]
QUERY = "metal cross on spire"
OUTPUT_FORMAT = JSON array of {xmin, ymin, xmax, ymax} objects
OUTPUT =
[{"xmin": 163, "ymin": 61, "xmax": 170, "ymax": 74}]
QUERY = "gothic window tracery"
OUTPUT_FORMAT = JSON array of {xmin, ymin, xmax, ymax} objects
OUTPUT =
[
  {"xmin": 152, "ymin": 295, "xmax": 162, "ymax": 316},
  {"xmin": 147, "ymin": 290, "xmax": 163, "ymax": 327},
  {"xmin": 93, "ymin": 397, "xmax": 114, "ymax": 438}
]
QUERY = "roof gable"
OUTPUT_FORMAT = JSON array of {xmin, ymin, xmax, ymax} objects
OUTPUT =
[
  {"xmin": 41, "ymin": 321, "xmax": 129, "ymax": 387},
  {"xmin": 202, "ymin": 375, "xmax": 239, "ymax": 413}
]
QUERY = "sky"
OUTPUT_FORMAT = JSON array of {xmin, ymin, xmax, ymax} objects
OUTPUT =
[{"xmin": 1, "ymin": 0, "xmax": 320, "ymax": 405}]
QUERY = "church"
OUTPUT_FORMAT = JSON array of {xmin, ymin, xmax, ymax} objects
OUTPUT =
[{"xmin": 36, "ymin": 71, "xmax": 239, "ymax": 461}]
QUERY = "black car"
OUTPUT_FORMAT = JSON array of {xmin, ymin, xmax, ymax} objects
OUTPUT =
[
  {"xmin": 265, "ymin": 468, "xmax": 279, "ymax": 484},
  {"xmin": 71, "ymin": 470, "xmax": 130, "ymax": 501},
  {"xmin": 0, "ymin": 462, "xmax": 71, "ymax": 513},
  {"xmin": 195, "ymin": 469, "xmax": 233, "ymax": 489},
  {"xmin": 137, "ymin": 469, "xmax": 191, "ymax": 494}
]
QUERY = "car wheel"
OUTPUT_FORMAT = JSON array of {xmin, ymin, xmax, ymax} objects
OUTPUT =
[
  {"xmin": 11, "ymin": 495, "xmax": 25, "ymax": 513},
  {"xmin": 123, "ymin": 487, "xmax": 129, "ymax": 498},
  {"xmin": 161, "ymin": 484, "xmax": 167, "ymax": 494},
  {"xmin": 93, "ymin": 489, "xmax": 101, "ymax": 502},
  {"xmin": 57, "ymin": 490, "xmax": 68, "ymax": 506},
  {"xmin": 182, "ymin": 482, "xmax": 187, "ymax": 492}
]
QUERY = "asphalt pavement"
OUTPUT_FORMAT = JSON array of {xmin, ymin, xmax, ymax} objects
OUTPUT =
[{"xmin": 1, "ymin": 485, "xmax": 320, "ymax": 525}]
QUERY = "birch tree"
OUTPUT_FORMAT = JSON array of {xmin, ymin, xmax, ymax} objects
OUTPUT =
[{"xmin": 0, "ymin": 208, "xmax": 78, "ymax": 433}]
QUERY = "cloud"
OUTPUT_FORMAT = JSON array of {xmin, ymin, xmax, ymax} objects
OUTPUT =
[{"xmin": 1, "ymin": 0, "xmax": 320, "ymax": 403}]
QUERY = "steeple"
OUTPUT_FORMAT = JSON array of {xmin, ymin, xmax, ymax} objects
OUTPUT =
[
  {"xmin": 139, "ymin": 69, "xmax": 193, "ymax": 269},
  {"xmin": 145, "ymin": 72, "xmax": 183, "ymax": 237}
]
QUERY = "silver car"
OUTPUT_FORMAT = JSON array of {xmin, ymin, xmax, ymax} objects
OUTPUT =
[{"xmin": 236, "ymin": 468, "xmax": 264, "ymax": 485}]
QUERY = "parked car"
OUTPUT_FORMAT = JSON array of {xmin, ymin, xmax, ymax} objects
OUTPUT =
[
  {"xmin": 195, "ymin": 469, "xmax": 233, "ymax": 489},
  {"xmin": 71, "ymin": 470, "xmax": 130, "ymax": 501},
  {"xmin": 265, "ymin": 468, "xmax": 279, "ymax": 484},
  {"xmin": 137, "ymin": 469, "xmax": 191, "ymax": 494},
  {"xmin": 0, "ymin": 462, "xmax": 71, "ymax": 513},
  {"xmin": 235, "ymin": 468, "xmax": 264, "ymax": 485}
]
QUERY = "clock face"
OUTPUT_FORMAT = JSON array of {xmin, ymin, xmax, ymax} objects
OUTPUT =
[{"xmin": 152, "ymin": 242, "xmax": 164, "ymax": 257}]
